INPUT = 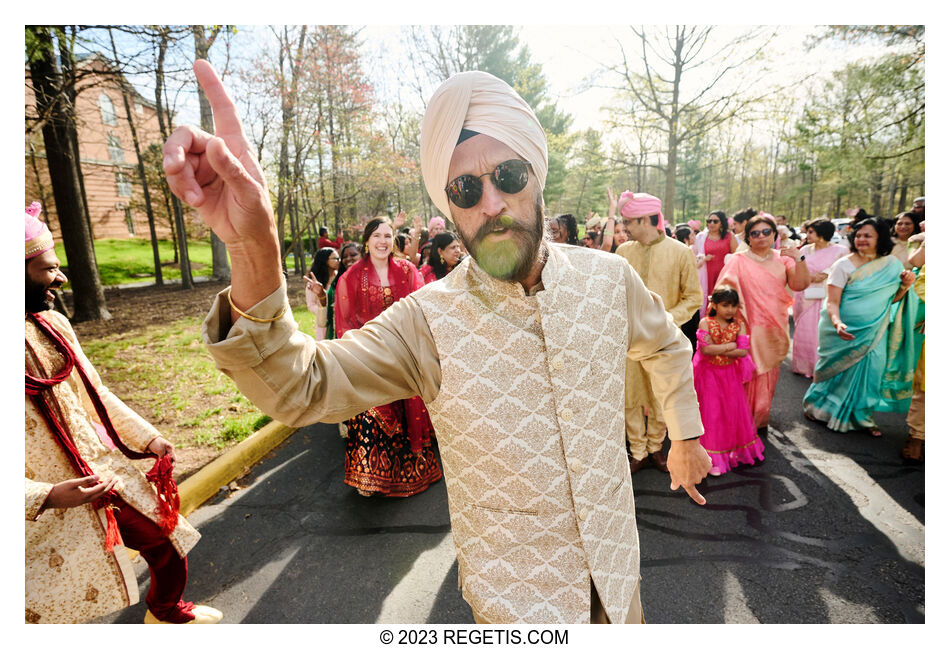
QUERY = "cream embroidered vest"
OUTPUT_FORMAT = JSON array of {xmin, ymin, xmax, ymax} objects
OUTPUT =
[{"xmin": 412, "ymin": 243, "xmax": 640, "ymax": 623}]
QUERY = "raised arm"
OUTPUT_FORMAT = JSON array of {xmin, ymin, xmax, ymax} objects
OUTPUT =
[
  {"xmin": 162, "ymin": 60, "xmax": 281, "ymax": 326},
  {"xmin": 202, "ymin": 285, "xmax": 441, "ymax": 427}
]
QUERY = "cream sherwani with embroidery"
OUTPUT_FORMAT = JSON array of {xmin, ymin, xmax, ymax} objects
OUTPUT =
[
  {"xmin": 25, "ymin": 310, "xmax": 200, "ymax": 624},
  {"xmin": 201, "ymin": 243, "xmax": 702, "ymax": 623}
]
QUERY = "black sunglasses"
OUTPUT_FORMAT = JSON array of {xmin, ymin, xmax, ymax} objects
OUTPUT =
[
  {"xmin": 707, "ymin": 218, "xmax": 720, "ymax": 224},
  {"xmin": 445, "ymin": 159, "xmax": 532, "ymax": 209},
  {"xmin": 749, "ymin": 227, "xmax": 774, "ymax": 238}
]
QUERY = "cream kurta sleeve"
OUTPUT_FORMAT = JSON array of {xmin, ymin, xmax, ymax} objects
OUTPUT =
[
  {"xmin": 669, "ymin": 246, "xmax": 703, "ymax": 327},
  {"xmin": 201, "ymin": 281, "xmax": 441, "ymax": 427},
  {"xmin": 26, "ymin": 478, "xmax": 53, "ymax": 521},
  {"xmin": 622, "ymin": 262, "xmax": 703, "ymax": 442}
]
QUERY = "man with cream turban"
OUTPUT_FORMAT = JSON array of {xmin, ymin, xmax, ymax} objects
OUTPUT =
[
  {"xmin": 24, "ymin": 202, "xmax": 220, "ymax": 624},
  {"xmin": 165, "ymin": 61, "xmax": 710, "ymax": 623},
  {"xmin": 615, "ymin": 192, "xmax": 703, "ymax": 473}
]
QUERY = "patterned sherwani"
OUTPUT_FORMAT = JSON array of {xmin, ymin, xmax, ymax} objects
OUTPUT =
[
  {"xmin": 25, "ymin": 310, "xmax": 200, "ymax": 624},
  {"xmin": 202, "ymin": 243, "xmax": 701, "ymax": 623}
]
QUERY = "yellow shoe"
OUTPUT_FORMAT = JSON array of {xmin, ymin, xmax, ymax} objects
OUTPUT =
[{"xmin": 144, "ymin": 604, "xmax": 223, "ymax": 624}]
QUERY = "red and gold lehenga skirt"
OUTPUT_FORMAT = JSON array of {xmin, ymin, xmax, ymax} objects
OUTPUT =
[{"xmin": 343, "ymin": 397, "xmax": 442, "ymax": 497}]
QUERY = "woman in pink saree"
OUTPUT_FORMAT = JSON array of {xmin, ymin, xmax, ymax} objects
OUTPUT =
[
  {"xmin": 718, "ymin": 214, "xmax": 810, "ymax": 428},
  {"xmin": 791, "ymin": 219, "xmax": 849, "ymax": 377}
]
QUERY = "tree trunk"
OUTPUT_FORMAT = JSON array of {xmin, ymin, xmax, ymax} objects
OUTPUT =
[
  {"xmin": 870, "ymin": 168, "xmax": 883, "ymax": 217},
  {"xmin": 28, "ymin": 26, "xmax": 110, "ymax": 321},
  {"xmin": 192, "ymin": 25, "xmax": 231, "ymax": 281},
  {"xmin": 58, "ymin": 28, "xmax": 94, "ymax": 239},
  {"xmin": 154, "ymin": 30, "xmax": 193, "ymax": 289},
  {"xmin": 109, "ymin": 28, "xmax": 163, "ymax": 286}
]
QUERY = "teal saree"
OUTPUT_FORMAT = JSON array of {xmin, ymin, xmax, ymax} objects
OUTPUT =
[
  {"xmin": 802, "ymin": 256, "xmax": 907, "ymax": 432},
  {"xmin": 878, "ymin": 275, "xmax": 924, "ymax": 412}
]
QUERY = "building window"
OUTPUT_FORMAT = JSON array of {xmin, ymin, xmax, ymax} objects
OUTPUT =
[
  {"xmin": 135, "ymin": 102, "xmax": 144, "ymax": 115},
  {"xmin": 115, "ymin": 172, "xmax": 132, "ymax": 197},
  {"xmin": 124, "ymin": 206, "xmax": 135, "ymax": 235},
  {"xmin": 107, "ymin": 135, "xmax": 124, "ymax": 163},
  {"xmin": 98, "ymin": 93, "xmax": 117, "ymax": 126}
]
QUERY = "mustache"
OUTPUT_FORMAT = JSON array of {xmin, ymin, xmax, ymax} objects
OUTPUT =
[{"xmin": 472, "ymin": 215, "xmax": 533, "ymax": 243}]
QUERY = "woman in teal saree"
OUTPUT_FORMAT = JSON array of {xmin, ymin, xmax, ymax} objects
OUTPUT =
[{"xmin": 803, "ymin": 217, "xmax": 917, "ymax": 434}]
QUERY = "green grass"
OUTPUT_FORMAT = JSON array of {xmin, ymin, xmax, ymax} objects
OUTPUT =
[
  {"xmin": 82, "ymin": 315, "xmax": 264, "ymax": 450},
  {"xmin": 54, "ymin": 238, "xmax": 216, "ymax": 286},
  {"xmin": 79, "ymin": 300, "xmax": 318, "ymax": 454}
]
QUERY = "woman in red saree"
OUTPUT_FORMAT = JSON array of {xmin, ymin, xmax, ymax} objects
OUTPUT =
[
  {"xmin": 718, "ymin": 213, "xmax": 811, "ymax": 429},
  {"xmin": 334, "ymin": 217, "xmax": 443, "ymax": 497}
]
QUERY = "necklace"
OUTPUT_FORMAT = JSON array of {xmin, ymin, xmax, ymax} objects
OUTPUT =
[{"xmin": 746, "ymin": 249, "xmax": 772, "ymax": 262}]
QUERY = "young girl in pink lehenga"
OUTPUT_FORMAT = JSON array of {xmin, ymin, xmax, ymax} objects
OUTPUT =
[{"xmin": 694, "ymin": 287, "xmax": 765, "ymax": 476}]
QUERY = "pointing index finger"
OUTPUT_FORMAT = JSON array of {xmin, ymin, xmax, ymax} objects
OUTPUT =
[
  {"xmin": 193, "ymin": 59, "xmax": 244, "ymax": 140},
  {"xmin": 684, "ymin": 484, "xmax": 707, "ymax": 506}
]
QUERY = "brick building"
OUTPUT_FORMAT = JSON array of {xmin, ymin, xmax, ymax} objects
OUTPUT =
[{"xmin": 25, "ymin": 53, "xmax": 174, "ymax": 242}]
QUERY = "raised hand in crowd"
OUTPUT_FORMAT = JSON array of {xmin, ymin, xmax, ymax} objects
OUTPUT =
[
  {"xmin": 393, "ymin": 211, "xmax": 408, "ymax": 230},
  {"xmin": 607, "ymin": 187, "xmax": 618, "ymax": 219},
  {"xmin": 305, "ymin": 272, "xmax": 327, "ymax": 306}
]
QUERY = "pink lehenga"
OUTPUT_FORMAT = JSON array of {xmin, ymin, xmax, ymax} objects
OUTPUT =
[{"xmin": 693, "ymin": 317, "xmax": 764, "ymax": 475}]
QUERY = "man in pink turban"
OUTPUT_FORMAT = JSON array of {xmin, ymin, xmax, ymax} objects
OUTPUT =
[
  {"xmin": 619, "ymin": 192, "xmax": 666, "ymax": 233},
  {"xmin": 428, "ymin": 216, "xmax": 446, "ymax": 237},
  {"xmin": 163, "ymin": 60, "xmax": 712, "ymax": 624},
  {"xmin": 615, "ymin": 193, "xmax": 703, "ymax": 473},
  {"xmin": 25, "ymin": 202, "xmax": 222, "ymax": 625}
]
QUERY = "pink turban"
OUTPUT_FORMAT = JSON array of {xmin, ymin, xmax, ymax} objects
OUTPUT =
[
  {"xmin": 420, "ymin": 71, "xmax": 547, "ymax": 222},
  {"xmin": 428, "ymin": 216, "xmax": 446, "ymax": 231},
  {"xmin": 619, "ymin": 191, "xmax": 665, "ymax": 232},
  {"xmin": 688, "ymin": 219, "xmax": 701, "ymax": 231},
  {"xmin": 25, "ymin": 201, "xmax": 54, "ymax": 259}
]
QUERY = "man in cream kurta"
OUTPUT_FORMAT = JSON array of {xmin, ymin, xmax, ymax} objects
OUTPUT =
[
  {"xmin": 615, "ymin": 193, "xmax": 703, "ymax": 474},
  {"xmin": 166, "ymin": 61, "xmax": 711, "ymax": 624}
]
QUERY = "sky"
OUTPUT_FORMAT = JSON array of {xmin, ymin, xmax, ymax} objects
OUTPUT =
[
  {"xmin": 93, "ymin": 22, "xmax": 903, "ymax": 151},
  {"xmin": 359, "ymin": 24, "xmax": 891, "ymax": 134}
]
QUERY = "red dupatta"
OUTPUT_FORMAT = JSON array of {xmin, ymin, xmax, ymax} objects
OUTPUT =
[
  {"xmin": 25, "ymin": 312, "xmax": 180, "ymax": 549},
  {"xmin": 334, "ymin": 256, "xmax": 432, "ymax": 453}
]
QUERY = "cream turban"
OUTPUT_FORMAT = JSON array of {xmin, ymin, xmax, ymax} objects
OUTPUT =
[{"xmin": 420, "ymin": 71, "xmax": 548, "ymax": 222}]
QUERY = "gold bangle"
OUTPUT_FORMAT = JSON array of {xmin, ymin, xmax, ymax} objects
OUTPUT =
[{"xmin": 227, "ymin": 290, "xmax": 287, "ymax": 324}]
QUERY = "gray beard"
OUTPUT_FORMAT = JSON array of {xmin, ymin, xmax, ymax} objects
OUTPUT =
[{"xmin": 458, "ymin": 198, "xmax": 549, "ymax": 283}]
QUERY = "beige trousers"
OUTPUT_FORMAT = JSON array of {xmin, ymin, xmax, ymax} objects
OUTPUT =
[
  {"xmin": 472, "ymin": 578, "xmax": 644, "ymax": 624},
  {"xmin": 906, "ymin": 390, "xmax": 925, "ymax": 440},
  {"xmin": 625, "ymin": 405, "xmax": 667, "ymax": 460}
]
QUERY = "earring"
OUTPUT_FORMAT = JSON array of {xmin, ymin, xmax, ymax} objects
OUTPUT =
[
  {"xmin": 439, "ymin": 254, "xmax": 445, "ymax": 265},
  {"xmin": 363, "ymin": 244, "xmax": 369, "ymax": 254}
]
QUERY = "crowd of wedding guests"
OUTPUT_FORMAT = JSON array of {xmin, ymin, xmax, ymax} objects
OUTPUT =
[{"xmin": 300, "ymin": 193, "xmax": 925, "ymax": 499}]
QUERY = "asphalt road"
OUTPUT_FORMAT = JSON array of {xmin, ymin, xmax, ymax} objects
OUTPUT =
[{"xmin": 99, "ymin": 356, "xmax": 925, "ymax": 625}]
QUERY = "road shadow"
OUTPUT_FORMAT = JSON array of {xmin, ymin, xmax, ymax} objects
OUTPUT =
[
  {"xmin": 98, "ymin": 423, "xmax": 467, "ymax": 624},
  {"xmin": 630, "ymin": 362, "xmax": 924, "ymax": 623}
]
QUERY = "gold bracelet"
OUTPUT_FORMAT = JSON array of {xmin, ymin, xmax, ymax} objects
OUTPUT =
[{"xmin": 227, "ymin": 290, "xmax": 287, "ymax": 323}]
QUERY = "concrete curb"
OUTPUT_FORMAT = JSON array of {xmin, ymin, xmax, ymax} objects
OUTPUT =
[{"xmin": 177, "ymin": 420, "xmax": 298, "ymax": 517}]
